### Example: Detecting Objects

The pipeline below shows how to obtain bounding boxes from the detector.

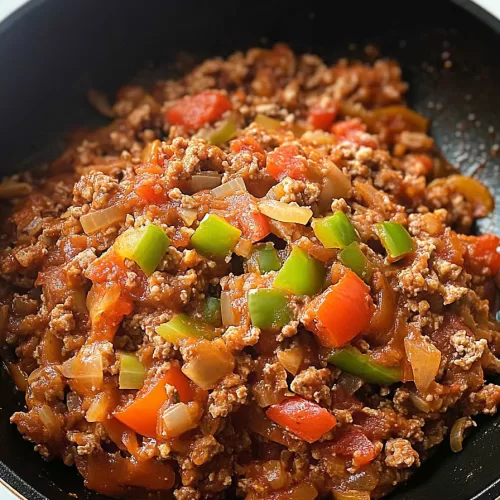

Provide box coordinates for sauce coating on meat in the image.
[0,44,499,499]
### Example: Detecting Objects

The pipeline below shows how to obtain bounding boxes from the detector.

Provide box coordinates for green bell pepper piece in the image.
[273,246,325,296]
[247,289,290,330]
[191,213,242,259]
[312,211,358,249]
[339,242,372,282]
[208,118,237,146]
[203,297,222,326]
[118,352,146,390]
[156,314,218,345]
[256,242,282,273]
[328,346,402,385]
[114,224,170,276]
[375,221,413,260]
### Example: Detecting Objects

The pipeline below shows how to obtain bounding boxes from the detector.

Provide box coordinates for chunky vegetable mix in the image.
[2,44,499,500]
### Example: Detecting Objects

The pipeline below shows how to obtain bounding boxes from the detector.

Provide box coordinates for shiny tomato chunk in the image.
[332,119,378,148]
[135,176,167,205]
[230,136,264,154]
[266,396,336,443]
[332,427,377,467]
[464,233,500,274]
[266,145,308,181]
[166,90,231,131]
[308,101,339,130]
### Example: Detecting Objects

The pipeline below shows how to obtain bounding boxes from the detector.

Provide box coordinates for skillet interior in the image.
[0,0,499,499]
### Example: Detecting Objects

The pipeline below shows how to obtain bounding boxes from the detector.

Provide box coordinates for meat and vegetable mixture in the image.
[1,44,500,499]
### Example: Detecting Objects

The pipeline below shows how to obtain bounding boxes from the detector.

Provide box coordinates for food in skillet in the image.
[1,44,499,499]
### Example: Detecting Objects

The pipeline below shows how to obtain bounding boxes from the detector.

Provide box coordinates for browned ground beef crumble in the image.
[0,44,499,499]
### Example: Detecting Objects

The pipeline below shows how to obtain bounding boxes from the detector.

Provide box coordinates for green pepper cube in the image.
[114,223,170,276]
[156,314,218,345]
[328,346,402,385]
[208,118,237,146]
[256,242,282,273]
[203,297,222,326]
[375,221,413,260]
[273,246,325,296]
[312,211,358,249]
[339,242,372,282]
[118,352,146,390]
[191,214,242,259]
[247,289,290,330]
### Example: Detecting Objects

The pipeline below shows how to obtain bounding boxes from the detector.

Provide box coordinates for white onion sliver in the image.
[86,392,110,423]
[80,205,124,235]
[221,292,236,326]
[178,208,198,226]
[160,402,197,438]
[211,177,247,199]
[185,173,221,193]
[258,199,312,225]
[234,238,253,258]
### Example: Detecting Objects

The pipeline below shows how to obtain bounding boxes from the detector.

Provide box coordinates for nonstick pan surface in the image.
[0,1,499,499]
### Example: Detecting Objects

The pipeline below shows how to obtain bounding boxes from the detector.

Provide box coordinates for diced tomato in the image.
[230,136,265,154]
[135,176,167,205]
[226,192,270,242]
[266,396,336,443]
[302,270,374,348]
[463,233,500,275]
[332,427,377,467]
[308,101,339,130]
[166,90,231,131]
[266,145,308,181]
[331,119,378,149]
[114,366,193,438]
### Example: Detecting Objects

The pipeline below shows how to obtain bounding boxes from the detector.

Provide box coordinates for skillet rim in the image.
[0,0,499,499]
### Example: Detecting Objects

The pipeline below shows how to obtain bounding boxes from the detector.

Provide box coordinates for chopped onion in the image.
[211,177,247,199]
[337,372,364,395]
[289,482,319,500]
[178,208,198,226]
[185,173,221,194]
[80,205,124,235]
[6,362,28,392]
[333,490,370,500]
[234,238,253,258]
[158,402,200,438]
[86,392,111,422]
[277,346,304,375]
[302,130,335,145]
[254,114,281,130]
[258,200,312,225]
[60,342,105,390]
[181,339,234,390]
[408,391,432,412]
[221,291,236,326]
[262,460,287,490]
[87,283,121,327]
[404,333,441,394]
[320,160,352,205]
[450,417,474,452]
[253,380,285,407]
[39,405,60,439]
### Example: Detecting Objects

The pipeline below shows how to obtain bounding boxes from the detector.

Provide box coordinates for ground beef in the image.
[0,44,499,500]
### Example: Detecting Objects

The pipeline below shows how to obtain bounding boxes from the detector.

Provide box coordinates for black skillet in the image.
[0,0,499,499]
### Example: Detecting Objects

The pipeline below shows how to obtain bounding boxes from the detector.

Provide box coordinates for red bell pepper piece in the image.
[302,270,374,348]
[266,396,336,443]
